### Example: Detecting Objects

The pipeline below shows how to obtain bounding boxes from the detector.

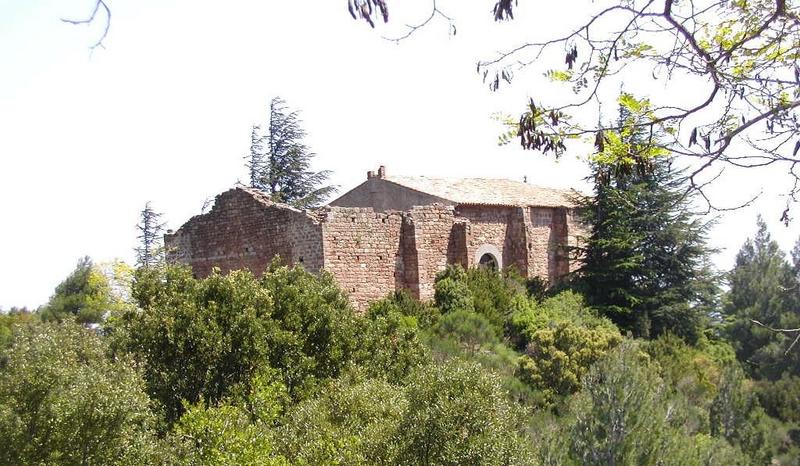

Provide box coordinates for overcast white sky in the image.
[1,0,797,309]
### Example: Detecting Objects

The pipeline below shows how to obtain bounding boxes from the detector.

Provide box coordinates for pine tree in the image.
[135,202,166,268]
[245,124,264,188]
[574,93,717,343]
[248,97,336,209]
[723,218,799,379]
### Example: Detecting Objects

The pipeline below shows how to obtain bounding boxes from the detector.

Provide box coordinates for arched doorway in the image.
[478,253,498,271]
[474,244,502,271]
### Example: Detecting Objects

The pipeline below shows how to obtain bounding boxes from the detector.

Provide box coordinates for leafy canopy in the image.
[0,321,158,466]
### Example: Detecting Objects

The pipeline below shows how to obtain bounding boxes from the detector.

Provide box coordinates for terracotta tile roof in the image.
[385,176,578,208]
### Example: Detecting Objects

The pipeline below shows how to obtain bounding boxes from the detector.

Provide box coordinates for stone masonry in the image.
[166,166,583,310]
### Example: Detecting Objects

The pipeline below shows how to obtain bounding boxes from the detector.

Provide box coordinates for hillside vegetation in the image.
[1,233,799,465]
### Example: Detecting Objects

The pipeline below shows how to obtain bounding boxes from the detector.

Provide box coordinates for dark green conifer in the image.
[723,219,799,379]
[247,97,336,208]
[574,93,717,342]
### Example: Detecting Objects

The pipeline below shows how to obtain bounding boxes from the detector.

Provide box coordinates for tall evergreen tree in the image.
[247,97,336,209]
[723,218,799,379]
[574,93,717,343]
[135,202,166,268]
[246,124,264,188]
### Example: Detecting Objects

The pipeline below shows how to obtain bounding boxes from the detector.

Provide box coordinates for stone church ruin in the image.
[165,166,582,309]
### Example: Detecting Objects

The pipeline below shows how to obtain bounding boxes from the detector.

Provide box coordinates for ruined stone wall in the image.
[450,205,572,284]
[320,207,406,311]
[527,207,570,282]
[166,186,580,311]
[164,188,323,278]
[406,205,459,301]
[566,208,587,272]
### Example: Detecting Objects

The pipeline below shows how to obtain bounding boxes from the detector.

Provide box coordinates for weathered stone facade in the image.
[166,167,582,310]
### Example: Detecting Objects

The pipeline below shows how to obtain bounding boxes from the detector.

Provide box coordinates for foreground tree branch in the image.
[351,0,800,220]
[62,0,111,52]
[751,319,800,354]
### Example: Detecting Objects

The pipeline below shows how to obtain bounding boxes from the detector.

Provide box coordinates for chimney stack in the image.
[367,170,375,179]
[377,165,386,179]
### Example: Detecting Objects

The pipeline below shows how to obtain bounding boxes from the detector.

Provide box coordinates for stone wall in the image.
[164,188,323,277]
[321,204,458,308]
[456,205,525,273]
[320,207,406,311]
[527,207,570,282]
[406,205,459,301]
[451,205,573,283]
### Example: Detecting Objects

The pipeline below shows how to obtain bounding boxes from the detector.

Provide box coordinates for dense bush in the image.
[511,291,622,405]
[0,308,36,350]
[278,376,406,464]
[710,365,775,464]
[433,265,474,314]
[434,265,529,338]
[119,264,433,426]
[356,296,430,383]
[39,257,128,324]
[278,359,532,465]
[394,360,533,465]
[2,254,795,465]
[167,373,289,466]
[0,321,159,465]
[757,374,800,424]
[118,266,281,424]
[542,342,747,465]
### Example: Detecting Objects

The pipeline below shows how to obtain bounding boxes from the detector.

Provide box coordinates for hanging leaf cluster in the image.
[348,0,388,28]
[493,0,517,21]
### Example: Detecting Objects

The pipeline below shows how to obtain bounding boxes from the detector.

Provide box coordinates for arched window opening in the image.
[479,253,498,271]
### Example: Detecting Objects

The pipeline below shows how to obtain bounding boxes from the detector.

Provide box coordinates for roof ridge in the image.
[381,175,578,207]
[386,175,574,190]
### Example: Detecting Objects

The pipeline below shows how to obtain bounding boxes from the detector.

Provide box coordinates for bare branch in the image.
[383,0,454,42]
[751,319,800,354]
[61,0,111,52]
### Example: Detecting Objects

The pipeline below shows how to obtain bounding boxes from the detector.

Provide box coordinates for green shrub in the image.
[710,364,776,464]
[432,309,499,353]
[554,342,747,465]
[278,376,406,465]
[168,373,289,466]
[357,298,430,383]
[433,265,533,339]
[466,267,526,336]
[0,321,159,465]
[120,264,361,424]
[395,360,533,465]
[509,291,622,405]
[433,267,474,314]
[757,374,800,424]
[516,320,622,405]
[367,289,440,329]
[509,290,612,345]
